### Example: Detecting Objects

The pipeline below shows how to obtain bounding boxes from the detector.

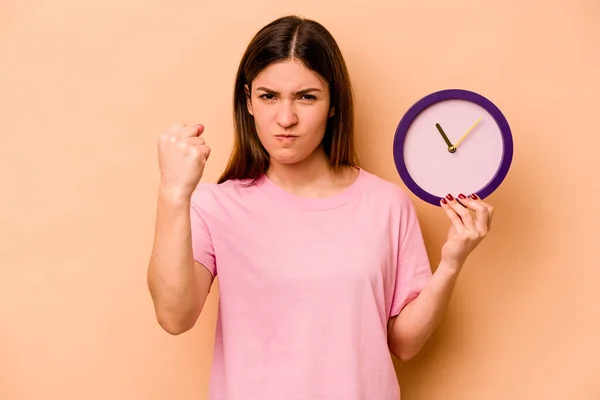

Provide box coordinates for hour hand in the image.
[435,123,454,150]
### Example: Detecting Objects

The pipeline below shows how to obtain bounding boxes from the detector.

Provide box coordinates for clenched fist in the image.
[157,123,211,200]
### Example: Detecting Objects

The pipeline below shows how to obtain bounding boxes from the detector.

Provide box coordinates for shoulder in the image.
[190,178,258,212]
[359,169,415,209]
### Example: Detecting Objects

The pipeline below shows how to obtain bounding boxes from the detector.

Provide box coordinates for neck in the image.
[265,147,357,198]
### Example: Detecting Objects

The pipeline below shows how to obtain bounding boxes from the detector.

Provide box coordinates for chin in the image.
[270,154,304,165]
[268,149,310,165]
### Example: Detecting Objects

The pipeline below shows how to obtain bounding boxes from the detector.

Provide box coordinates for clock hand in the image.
[454,117,482,148]
[435,123,454,149]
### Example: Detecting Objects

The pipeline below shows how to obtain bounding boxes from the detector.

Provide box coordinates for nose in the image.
[276,100,298,128]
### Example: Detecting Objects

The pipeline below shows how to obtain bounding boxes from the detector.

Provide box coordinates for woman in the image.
[147,15,493,400]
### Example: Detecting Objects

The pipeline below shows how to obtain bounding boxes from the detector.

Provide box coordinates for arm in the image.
[147,188,214,335]
[388,193,494,361]
[387,259,460,361]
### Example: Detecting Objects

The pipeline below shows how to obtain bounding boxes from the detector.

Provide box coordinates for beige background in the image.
[1,0,599,399]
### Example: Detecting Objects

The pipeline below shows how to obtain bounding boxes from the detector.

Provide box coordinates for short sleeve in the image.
[189,185,217,277]
[389,194,432,317]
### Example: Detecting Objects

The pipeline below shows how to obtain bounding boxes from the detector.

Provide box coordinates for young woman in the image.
[148,15,494,400]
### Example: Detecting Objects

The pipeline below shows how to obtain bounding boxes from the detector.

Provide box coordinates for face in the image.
[246,59,334,166]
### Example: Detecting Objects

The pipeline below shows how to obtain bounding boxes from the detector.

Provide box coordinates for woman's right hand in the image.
[157,123,211,200]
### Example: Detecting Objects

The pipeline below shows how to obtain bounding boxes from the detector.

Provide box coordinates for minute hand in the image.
[454,117,482,148]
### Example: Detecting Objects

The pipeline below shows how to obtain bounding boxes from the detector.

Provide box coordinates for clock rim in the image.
[393,88,514,206]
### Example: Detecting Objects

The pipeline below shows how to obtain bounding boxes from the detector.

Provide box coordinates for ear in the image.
[244,84,253,116]
[328,106,335,118]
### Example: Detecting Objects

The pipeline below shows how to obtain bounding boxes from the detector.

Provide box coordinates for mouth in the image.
[275,134,299,142]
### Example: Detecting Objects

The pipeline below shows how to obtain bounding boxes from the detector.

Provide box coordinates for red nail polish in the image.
[441,198,447,204]
[470,193,479,199]
[446,194,454,201]
[458,193,467,199]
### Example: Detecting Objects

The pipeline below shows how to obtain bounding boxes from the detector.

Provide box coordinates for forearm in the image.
[147,188,204,333]
[388,259,462,361]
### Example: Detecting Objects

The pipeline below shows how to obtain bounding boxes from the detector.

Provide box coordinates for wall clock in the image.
[392,89,513,206]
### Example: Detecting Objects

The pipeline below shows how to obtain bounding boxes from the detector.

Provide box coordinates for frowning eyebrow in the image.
[255,87,322,95]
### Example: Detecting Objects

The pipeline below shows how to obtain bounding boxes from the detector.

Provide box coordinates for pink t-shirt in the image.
[190,167,432,400]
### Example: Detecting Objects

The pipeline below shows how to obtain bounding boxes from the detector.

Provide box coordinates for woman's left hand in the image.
[440,193,494,270]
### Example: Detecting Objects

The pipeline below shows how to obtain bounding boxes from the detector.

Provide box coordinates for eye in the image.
[300,94,317,101]
[259,93,276,101]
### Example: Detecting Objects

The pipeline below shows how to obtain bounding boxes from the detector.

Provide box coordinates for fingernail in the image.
[470,193,479,199]
[446,194,454,201]
[458,193,467,199]
[441,198,447,204]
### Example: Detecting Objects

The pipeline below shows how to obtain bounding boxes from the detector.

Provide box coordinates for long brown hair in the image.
[217,15,359,184]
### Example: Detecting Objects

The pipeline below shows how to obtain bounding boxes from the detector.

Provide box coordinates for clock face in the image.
[393,89,513,206]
